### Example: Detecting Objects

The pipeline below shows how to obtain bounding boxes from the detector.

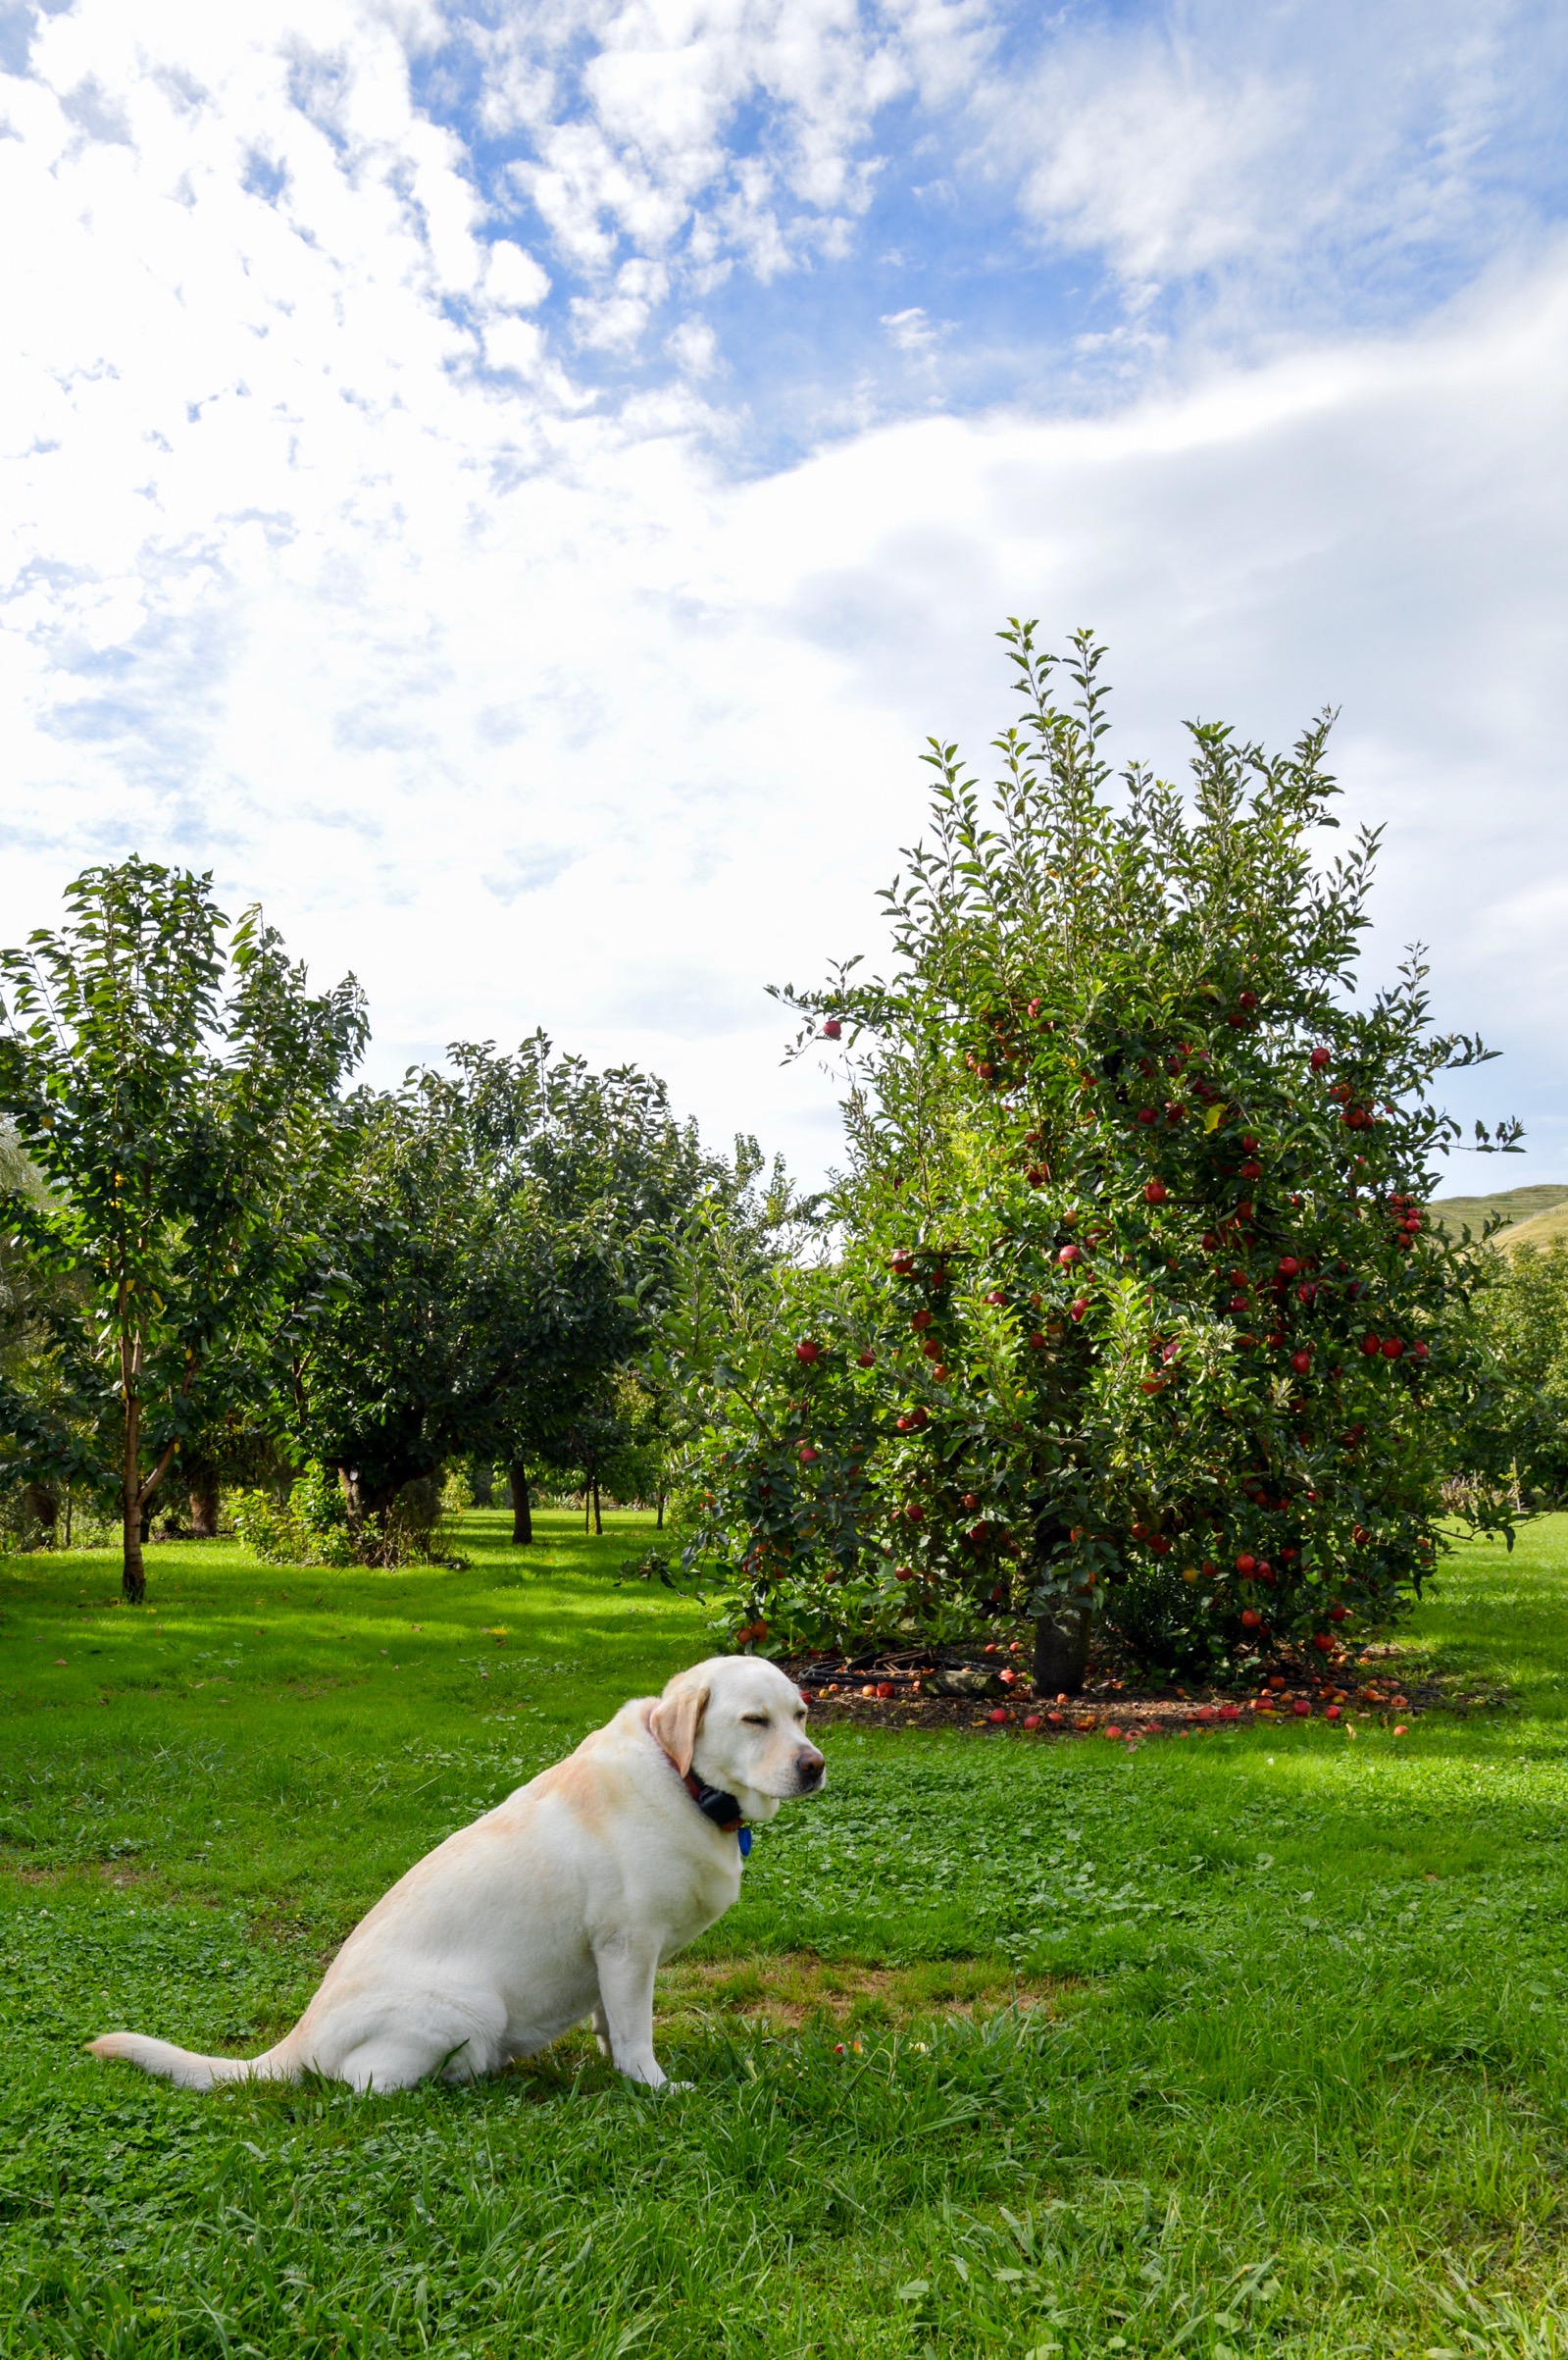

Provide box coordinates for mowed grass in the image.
[4,1513,1568,2355]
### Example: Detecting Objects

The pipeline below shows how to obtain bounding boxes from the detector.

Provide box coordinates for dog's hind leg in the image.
[312,1988,508,2092]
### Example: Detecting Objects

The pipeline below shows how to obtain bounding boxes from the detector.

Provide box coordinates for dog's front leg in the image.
[590,2002,611,2061]
[591,1942,665,2087]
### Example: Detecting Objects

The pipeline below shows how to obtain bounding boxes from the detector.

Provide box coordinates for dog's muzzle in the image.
[793,1749,827,1791]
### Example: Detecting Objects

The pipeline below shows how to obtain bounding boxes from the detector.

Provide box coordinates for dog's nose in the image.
[794,1749,826,1788]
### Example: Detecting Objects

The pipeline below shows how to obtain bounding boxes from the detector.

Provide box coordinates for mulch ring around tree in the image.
[782,1638,1512,1743]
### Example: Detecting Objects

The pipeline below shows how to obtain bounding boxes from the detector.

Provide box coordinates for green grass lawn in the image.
[5,1510,1568,2357]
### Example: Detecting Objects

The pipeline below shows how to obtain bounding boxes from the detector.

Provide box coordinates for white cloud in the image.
[666,317,720,376]
[475,0,966,329]
[482,314,545,375]
[484,236,551,310]
[1012,55,1290,283]
[881,304,940,356]
[0,0,1566,1197]
[978,0,1554,313]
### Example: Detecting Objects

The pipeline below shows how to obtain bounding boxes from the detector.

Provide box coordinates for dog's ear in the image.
[651,1675,709,1777]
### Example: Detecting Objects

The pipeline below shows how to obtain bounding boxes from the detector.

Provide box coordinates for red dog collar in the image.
[680,1770,752,1856]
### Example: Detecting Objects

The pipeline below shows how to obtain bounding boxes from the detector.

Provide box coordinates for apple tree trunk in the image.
[24,1484,57,1535]
[188,1482,220,1538]
[510,1466,533,1546]
[1033,1602,1091,1696]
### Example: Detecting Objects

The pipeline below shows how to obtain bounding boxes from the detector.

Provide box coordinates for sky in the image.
[2,0,1567,1192]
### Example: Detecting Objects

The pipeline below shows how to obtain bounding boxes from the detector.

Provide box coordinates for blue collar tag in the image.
[737,1827,753,1859]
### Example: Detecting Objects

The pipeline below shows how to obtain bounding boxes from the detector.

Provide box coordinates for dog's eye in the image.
[739,1713,769,1726]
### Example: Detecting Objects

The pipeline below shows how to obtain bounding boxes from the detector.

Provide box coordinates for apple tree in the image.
[676,625,1520,1687]
[282,1036,754,1558]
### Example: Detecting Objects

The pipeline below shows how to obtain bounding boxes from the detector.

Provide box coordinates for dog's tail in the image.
[87,2029,299,2090]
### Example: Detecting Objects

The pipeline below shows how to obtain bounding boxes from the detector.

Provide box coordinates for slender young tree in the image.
[0,860,365,1600]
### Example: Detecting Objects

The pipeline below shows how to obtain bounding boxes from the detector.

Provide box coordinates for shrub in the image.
[439,1462,476,1516]
[232,1468,356,1569]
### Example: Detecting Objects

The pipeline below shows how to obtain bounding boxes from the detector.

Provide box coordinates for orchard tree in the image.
[285,1037,737,1557]
[0,861,366,1600]
[279,1069,516,1554]
[1475,1237,1568,1508]
[679,625,1520,1688]
[0,1122,81,1541]
[472,1042,719,1542]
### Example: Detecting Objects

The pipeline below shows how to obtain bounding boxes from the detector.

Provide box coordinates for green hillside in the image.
[1491,1198,1568,1254]
[1426,1182,1568,1242]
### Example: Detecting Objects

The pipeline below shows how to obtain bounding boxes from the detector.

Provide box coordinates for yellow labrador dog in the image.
[89,1656,824,2093]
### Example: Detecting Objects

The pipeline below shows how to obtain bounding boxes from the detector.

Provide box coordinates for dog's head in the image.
[650,1656,826,1824]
